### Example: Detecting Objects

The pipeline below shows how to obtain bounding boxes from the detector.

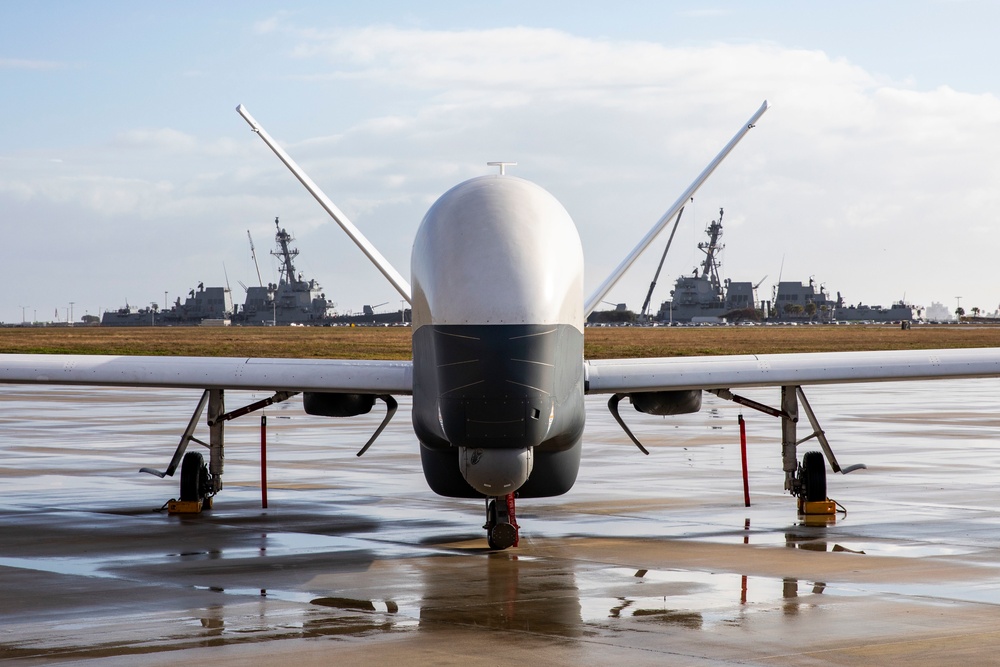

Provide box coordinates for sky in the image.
[2,1,999,324]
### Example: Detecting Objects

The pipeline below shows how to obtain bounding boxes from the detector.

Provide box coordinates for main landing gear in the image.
[179,451,211,504]
[706,385,865,515]
[484,494,520,550]
[794,450,840,516]
[797,450,827,503]
[140,388,298,512]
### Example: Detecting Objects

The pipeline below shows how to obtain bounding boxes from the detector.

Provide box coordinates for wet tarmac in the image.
[3,380,1000,664]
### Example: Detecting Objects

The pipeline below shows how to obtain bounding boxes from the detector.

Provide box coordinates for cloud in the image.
[285,26,872,101]
[5,22,1000,321]
[0,58,67,70]
[253,11,293,35]
[115,128,201,153]
[271,24,1000,310]
[678,9,731,18]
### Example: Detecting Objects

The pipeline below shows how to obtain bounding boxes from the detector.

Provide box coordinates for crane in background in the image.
[638,202,689,322]
[248,230,264,287]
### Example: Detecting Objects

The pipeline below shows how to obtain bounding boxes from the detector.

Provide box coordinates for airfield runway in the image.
[3,380,1000,665]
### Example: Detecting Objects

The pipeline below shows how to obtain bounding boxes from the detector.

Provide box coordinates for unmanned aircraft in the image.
[5,101,1000,550]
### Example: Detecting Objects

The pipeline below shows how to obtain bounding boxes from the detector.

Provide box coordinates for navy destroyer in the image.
[772,280,915,322]
[101,218,335,326]
[655,209,758,323]
[101,284,233,326]
[239,218,336,325]
[651,209,915,324]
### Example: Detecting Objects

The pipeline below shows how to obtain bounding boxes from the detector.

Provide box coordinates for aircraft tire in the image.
[180,451,208,502]
[802,451,827,502]
[485,499,517,550]
[488,523,517,550]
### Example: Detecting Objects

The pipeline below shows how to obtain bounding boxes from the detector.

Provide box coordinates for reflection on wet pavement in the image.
[4,382,1000,663]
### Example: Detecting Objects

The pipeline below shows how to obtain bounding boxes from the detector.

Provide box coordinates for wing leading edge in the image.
[586,347,1000,394]
[0,354,413,394]
[7,347,1000,395]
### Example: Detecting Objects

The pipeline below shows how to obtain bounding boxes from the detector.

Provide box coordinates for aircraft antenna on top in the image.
[487,161,517,175]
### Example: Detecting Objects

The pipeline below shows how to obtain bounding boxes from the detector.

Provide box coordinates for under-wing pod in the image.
[607,390,703,455]
[303,391,399,457]
[629,390,702,416]
[303,392,377,417]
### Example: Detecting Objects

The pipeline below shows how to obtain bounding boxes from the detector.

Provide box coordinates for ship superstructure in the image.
[773,279,836,321]
[101,284,233,326]
[238,218,336,325]
[102,217,337,326]
[656,209,759,322]
[771,281,916,322]
[650,209,915,324]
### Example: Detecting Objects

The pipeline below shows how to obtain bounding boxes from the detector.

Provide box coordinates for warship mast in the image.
[271,217,300,287]
[698,208,725,293]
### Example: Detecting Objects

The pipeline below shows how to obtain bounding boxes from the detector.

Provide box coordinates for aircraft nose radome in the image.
[410,175,583,328]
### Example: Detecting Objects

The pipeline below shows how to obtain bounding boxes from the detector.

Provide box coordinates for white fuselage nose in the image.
[411,175,584,329]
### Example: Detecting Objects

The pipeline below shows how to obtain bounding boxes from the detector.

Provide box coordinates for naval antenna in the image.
[487,161,517,175]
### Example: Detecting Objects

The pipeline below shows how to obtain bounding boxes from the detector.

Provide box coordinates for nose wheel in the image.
[484,494,520,550]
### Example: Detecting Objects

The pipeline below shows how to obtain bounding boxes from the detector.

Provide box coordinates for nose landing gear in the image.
[484,494,520,550]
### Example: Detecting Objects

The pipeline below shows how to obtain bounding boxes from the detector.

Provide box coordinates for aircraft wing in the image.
[0,354,413,394]
[585,347,1000,393]
[6,347,1000,395]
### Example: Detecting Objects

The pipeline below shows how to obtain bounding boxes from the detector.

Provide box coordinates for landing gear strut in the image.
[142,389,298,512]
[484,494,520,550]
[709,384,864,515]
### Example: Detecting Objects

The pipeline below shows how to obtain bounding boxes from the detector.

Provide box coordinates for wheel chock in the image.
[168,498,205,514]
[798,499,837,516]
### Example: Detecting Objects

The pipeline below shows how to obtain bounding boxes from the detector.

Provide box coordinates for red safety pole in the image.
[261,414,268,509]
[739,414,750,507]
